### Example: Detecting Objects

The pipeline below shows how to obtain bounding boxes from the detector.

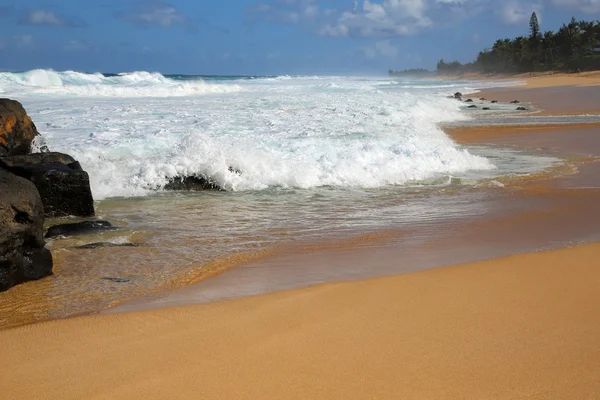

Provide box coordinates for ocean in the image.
[0,70,562,325]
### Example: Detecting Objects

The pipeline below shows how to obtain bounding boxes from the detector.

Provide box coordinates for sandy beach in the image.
[1,74,600,399]
[1,243,599,400]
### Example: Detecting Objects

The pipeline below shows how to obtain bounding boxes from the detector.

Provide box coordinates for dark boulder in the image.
[482,107,491,110]
[491,100,498,103]
[516,107,527,111]
[45,220,115,239]
[453,92,462,99]
[0,152,94,217]
[0,169,53,292]
[479,97,486,101]
[467,105,477,109]
[164,175,224,191]
[464,99,473,103]
[0,99,39,157]
[510,100,520,104]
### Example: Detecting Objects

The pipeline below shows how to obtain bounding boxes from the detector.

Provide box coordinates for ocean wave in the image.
[26,79,500,199]
[0,69,242,97]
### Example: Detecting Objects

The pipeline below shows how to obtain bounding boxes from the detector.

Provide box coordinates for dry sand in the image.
[444,71,600,88]
[1,243,600,400]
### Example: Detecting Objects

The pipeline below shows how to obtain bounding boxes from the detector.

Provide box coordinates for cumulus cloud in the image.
[249,0,495,38]
[20,9,87,27]
[117,1,228,33]
[249,0,595,38]
[117,1,191,29]
[247,0,321,24]
[320,0,433,38]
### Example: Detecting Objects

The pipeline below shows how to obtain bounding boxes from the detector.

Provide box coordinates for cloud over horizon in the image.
[248,0,599,38]
[116,1,193,30]
[19,9,87,27]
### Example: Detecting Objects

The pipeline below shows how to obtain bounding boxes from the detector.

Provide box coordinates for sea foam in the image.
[15,73,498,199]
[0,70,242,97]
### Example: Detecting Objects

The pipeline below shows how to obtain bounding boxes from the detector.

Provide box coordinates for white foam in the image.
[17,74,503,199]
[0,69,242,97]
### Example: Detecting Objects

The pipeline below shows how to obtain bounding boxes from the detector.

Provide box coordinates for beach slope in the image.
[1,243,599,400]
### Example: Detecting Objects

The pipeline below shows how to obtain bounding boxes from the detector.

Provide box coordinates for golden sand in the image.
[1,243,599,400]
[443,71,600,88]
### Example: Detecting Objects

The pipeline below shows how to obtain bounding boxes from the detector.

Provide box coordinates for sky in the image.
[0,0,599,75]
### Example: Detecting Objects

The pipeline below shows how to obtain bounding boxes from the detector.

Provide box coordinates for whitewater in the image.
[0,69,516,199]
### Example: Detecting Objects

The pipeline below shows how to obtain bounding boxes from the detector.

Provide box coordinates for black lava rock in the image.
[0,152,94,217]
[45,220,115,239]
[0,169,53,291]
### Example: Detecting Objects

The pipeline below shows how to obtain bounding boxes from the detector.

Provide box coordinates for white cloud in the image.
[27,10,63,25]
[320,0,433,38]
[500,1,542,25]
[118,1,189,28]
[249,0,321,24]
[0,35,34,50]
[20,9,86,27]
[362,39,399,58]
[249,0,585,38]
[63,40,89,52]
[552,0,600,13]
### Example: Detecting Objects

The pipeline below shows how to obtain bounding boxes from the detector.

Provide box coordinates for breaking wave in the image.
[0,69,242,97]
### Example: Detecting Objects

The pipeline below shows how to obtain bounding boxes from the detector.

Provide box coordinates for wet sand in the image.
[1,243,600,400]
[111,122,600,311]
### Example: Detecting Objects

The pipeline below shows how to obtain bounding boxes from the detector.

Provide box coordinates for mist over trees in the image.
[436,14,600,75]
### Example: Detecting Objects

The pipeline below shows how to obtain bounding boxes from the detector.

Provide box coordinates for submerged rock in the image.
[510,100,520,104]
[479,97,486,101]
[0,99,39,157]
[516,107,527,111]
[464,99,473,103]
[45,220,115,239]
[482,107,491,110]
[102,277,131,283]
[453,92,462,99]
[75,242,139,249]
[164,175,224,191]
[0,169,53,292]
[491,100,498,103]
[467,105,477,109]
[0,152,95,217]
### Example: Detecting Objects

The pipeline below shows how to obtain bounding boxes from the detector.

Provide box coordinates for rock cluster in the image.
[0,99,39,156]
[0,99,96,291]
[0,169,52,291]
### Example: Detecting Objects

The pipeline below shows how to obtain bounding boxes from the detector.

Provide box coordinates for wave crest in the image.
[0,69,242,97]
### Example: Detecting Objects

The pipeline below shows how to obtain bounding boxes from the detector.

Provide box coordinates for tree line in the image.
[387,68,432,77]
[437,14,600,74]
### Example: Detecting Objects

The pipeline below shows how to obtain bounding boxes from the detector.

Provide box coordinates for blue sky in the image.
[0,0,599,75]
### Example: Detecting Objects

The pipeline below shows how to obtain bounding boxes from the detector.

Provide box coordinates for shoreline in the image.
[107,81,600,314]
[2,243,599,399]
[1,76,600,398]
[2,76,600,328]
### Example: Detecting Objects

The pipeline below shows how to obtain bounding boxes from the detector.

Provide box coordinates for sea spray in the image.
[6,72,514,199]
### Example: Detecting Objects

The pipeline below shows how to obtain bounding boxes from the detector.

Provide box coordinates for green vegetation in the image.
[388,68,432,77]
[436,14,600,75]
